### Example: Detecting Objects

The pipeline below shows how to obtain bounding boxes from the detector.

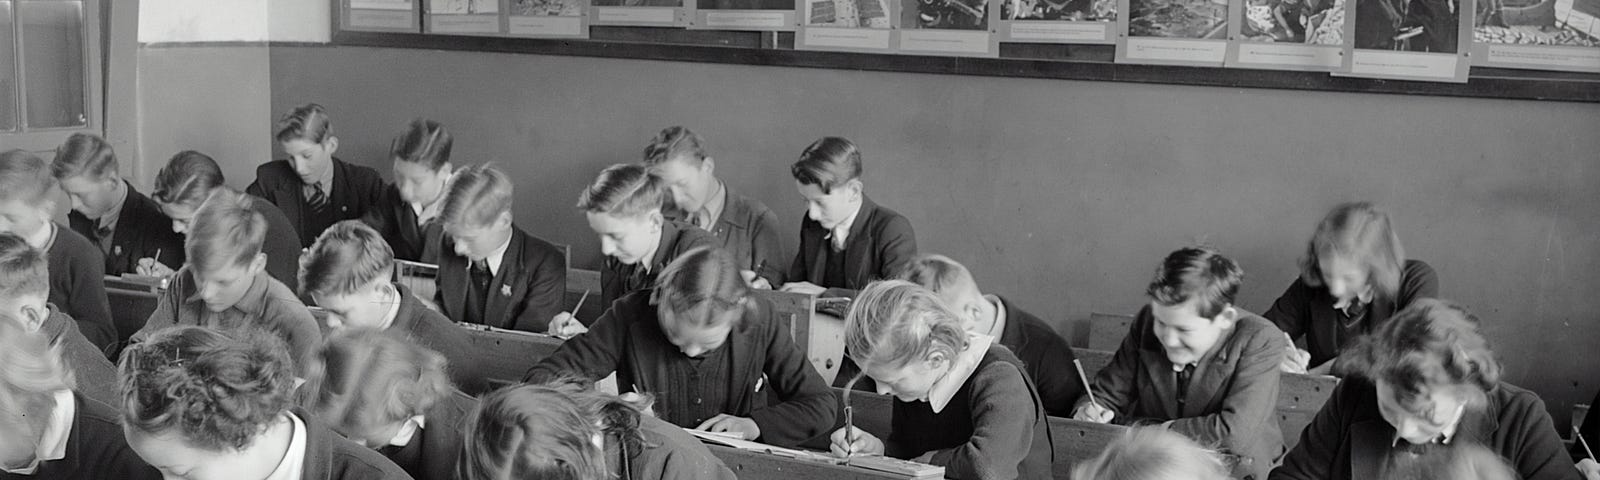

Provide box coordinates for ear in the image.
[925,350,951,371]
[1212,305,1239,330]
[647,211,664,232]
[325,136,340,154]
[250,252,269,274]
[495,210,514,229]
[846,179,864,201]
[700,157,716,176]
[437,162,455,178]
[20,303,46,332]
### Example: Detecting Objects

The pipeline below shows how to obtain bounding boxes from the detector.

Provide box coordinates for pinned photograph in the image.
[691,0,796,31]
[1116,0,1231,64]
[517,0,586,15]
[1470,0,1600,71]
[1003,0,1117,20]
[806,0,894,26]
[428,0,501,33]
[897,0,1000,55]
[432,0,500,13]
[798,0,895,52]
[1338,0,1470,81]
[904,0,990,28]
[346,0,420,32]
[510,0,590,37]
[997,0,1116,43]
[1224,0,1344,69]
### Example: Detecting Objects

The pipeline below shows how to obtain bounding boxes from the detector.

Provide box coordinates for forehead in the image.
[1150,299,1213,328]
[125,428,210,467]
[162,202,197,219]
[58,175,106,192]
[392,159,437,178]
[651,157,700,179]
[195,261,252,282]
[281,139,323,154]
[585,211,648,234]
[0,198,39,215]
[795,182,836,200]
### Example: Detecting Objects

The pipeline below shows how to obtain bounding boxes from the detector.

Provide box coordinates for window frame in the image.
[1,0,104,152]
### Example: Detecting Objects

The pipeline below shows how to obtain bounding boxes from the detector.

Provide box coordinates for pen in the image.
[572,289,591,318]
[1580,432,1595,462]
[1073,359,1102,410]
[844,405,855,458]
[754,376,765,393]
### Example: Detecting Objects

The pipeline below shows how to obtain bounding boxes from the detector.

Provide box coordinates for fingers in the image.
[695,414,728,431]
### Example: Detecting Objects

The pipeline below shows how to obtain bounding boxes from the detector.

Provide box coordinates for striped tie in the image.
[306,183,328,215]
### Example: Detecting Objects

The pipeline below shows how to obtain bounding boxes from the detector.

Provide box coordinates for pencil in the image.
[1581,432,1595,462]
[572,289,591,319]
[1073,359,1101,409]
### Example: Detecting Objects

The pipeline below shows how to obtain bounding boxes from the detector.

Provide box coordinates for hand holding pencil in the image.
[547,290,591,338]
[1071,358,1114,423]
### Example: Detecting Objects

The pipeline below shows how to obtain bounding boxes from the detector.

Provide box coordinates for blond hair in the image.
[1300,202,1406,301]
[299,220,396,298]
[843,280,969,370]
[439,164,514,230]
[1072,427,1231,480]
[186,188,267,273]
[302,328,452,441]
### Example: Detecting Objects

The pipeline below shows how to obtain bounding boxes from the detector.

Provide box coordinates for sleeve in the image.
[600,259,622,312]
[1263,279,1313,340]
[512,249,567,333]
[918,362,1040,480]
[1270,381,1356,480]
[749,207,788,287]
[359,188,397,238]
[1022,330,1088,417]
[787,219,809,285]
[874,215,917,281]
[1167,326,1286,454]
[1506,392,1582,480]
[132,282,181,344]
[273,301,325,377]
[69,253,116,350]
[245,178,271,202]
[747,319,837,447]
[658,446,739,480]
[1397,261,1440,308]
[1082,310,1146,416]
[522,302,628,383]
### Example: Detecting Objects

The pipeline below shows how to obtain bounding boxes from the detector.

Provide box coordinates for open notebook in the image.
[684,429,944,479]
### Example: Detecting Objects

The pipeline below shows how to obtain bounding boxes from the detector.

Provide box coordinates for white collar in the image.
[480,235,513,276]
[924,333,994,413]
[982,295,1008,338]
[386,415,427,448]
[96,181,130,229]
[377,283,402,331]
[262,412,308,480]
[829,201,864,250]
[638,229,665,274]
[2,390,74,474]
[24,223,54,251]
[699,181,728,228]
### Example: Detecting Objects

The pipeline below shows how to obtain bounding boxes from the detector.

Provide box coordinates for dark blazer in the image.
[44,309,118,408]
[67,181,185,275]
[1265,260,1438,367]
[523,289,837,448]
[360,185,442,263]
[243,194,306,293]
[248,157,386,248]
[787,195,917,298]
[385,389,475,480]
[0,393,161,480]
[996,295,1085,417]
[599,221,717,311]
[666,186,787,286]
[1090,306,1286,480]
[435,226,566,333]
[1272,379,1579,480]
[294,407,416,480]
[388,284,486,394]
[47,224,115,351]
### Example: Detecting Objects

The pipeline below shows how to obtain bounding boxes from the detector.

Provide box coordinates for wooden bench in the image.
[460,326,566,388]
[1087,312,1136,351]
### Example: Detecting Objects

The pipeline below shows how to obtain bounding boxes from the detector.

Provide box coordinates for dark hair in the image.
[654,246,749,328]
[51,133,120,181]
[0,232,47,301]
[187,189,268,273]
[391,118,453,171]
[790,137,863,194]
[640,126,709,166]
[275,103,334,144]
[438,164,514,230]
[152,151,226,207]
[1335,299,1501,412]
[1145,246,1244,319]
[457,380,653,480]
[118,326,296,451]
[1299,202,1406,300]
[575,163,667,219]
[299,220,396,298]
[302,328,452,441]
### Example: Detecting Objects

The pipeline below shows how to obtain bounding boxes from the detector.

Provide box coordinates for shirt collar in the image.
[24,222,55,251]
[1390,403,1468,447]
[263,412,308,480]
[700,181,728,227]
[183,268,273,316]
[377,283,402,331]
[924,333,994,413]
[1,390,74,474]
[97,180,131,231]
[828,201,864,250]
[982,295,1008,338]
[482,234,513,277]
[639,228,666,274]
[385,416,426,448]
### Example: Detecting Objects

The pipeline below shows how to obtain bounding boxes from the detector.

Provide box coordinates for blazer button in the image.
[693,398,702,405]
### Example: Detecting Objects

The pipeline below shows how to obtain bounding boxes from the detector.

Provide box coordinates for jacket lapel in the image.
[1182,329,1239,417]
[439,239,468,321]
[841,197,877,286]
[1137,339,1183,419]
[486,230,525,328]
[726,300,760,412]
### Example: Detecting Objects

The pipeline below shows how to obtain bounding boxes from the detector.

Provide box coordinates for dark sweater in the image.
[360,185,442,263]
[248,157,387,248]
[293,408,417,480]
[388,284,485,394]
[44,224,115,351]
[0,393,160,480]
[523,289,837,447]
[887,344,1054,480]
[43,309,118,408]
[1265,259,1438,367]
[1272,379,1579,480]
[435,226,566,333]
[599,221,717,312]
[612,416,739,480]
[67,181,186,275]
[787,195,917,298]
[995,295,1085,417]
[383,390,475,480]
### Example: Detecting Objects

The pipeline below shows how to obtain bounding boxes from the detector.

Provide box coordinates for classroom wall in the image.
[264,44,1600,427]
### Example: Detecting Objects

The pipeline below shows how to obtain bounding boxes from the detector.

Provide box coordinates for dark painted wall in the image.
[262,44,1599,427]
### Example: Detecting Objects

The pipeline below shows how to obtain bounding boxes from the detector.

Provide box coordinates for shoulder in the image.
[247,195,295,224]
[430,389,479,430]
[512,227,565,259]
[301,410,415,478]
[865,201,913,234]
[334,158,385,185]
[637,416,729,473]
[260,277,313,320]
[1003,300,1060,340]
[609,290,657,320]
[724,190,777,225]
[1226,312,1287,352]
[1489,382,1552,421]
[968,347,1034,400]
[254,160,296,183]
[52,225,98,258]
[732,295,783,339]
[1400,260,1438,286]
[672,221,717,250]
[73,393,126,430]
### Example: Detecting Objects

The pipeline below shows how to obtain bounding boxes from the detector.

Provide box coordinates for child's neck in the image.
[973,295,1001,336]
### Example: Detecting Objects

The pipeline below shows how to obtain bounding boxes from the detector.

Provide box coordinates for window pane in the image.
[18,0,85,129]
[0,2,17,133]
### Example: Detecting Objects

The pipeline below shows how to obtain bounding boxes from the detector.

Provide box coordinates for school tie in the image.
[305,182,328,215]
[96,224,114,255]
[471,259,492,291]
[1174,364,1195,414]
[692,209,713,230]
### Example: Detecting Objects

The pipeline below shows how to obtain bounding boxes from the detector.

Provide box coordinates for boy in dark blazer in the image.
[781,137,916,298]
[51,133,185,276]
[526,247,836,448]
[1076,247,1285,480]
[641,126,786,287]
[432,165,566,333]
[900,253,1085,417]
[0,150,115,352]
[550,164,716,338]
[0,234,118,407]
[361,119,454,263]
[249,104,386,248]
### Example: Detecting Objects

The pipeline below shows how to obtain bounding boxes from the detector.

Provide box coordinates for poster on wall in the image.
[345,0,422,32]
[1224,0,1344,69]
[427,0,502,33]
[997,0,1118,43]
[896,0,1000,55]
[1337,0,1472,81]
[796,0,897,51]
[690,0,798,30]
[509,0,590,37]
[1115,0,1231,65]
[591,0,692,27]
[1469,0,1600,72]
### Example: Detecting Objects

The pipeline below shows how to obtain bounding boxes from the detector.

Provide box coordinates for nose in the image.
[172,220,187,234]
[453,242,470,257]
[600,237,619,257]
[806,204,823,222]
[1159,329,1184,350]
[876,383,893,396]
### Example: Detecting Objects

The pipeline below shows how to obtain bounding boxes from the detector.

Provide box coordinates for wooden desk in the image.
[709,445,914,480]
[459,325,566,388]
[104,275,163,345]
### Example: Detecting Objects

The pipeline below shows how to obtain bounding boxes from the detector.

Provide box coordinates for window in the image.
[0,0,100,150]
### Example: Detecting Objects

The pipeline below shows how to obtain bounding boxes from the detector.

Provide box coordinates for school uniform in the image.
[248,157,386,248]
[611,416,739,480]
[134,266,322,375]
[0,391,161,480]
[666,182,787,286]
[435,226,566,333]
[1272,378,1579,480]
[993,295,1085,417]
[378,389,475,480]
[360,185,443,263]
[1265,260,1438,367]
[887,337,1054,480]
[599,220,717,313]
[289,408,417,480]
[787,195,917,298]
[66,180,185,275]
[37,223,116,352]
[523,289,837,448]
[242,193,309,293]
[42,308,119,408]
[386,283,486,394]
[1088,306,1286,480]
